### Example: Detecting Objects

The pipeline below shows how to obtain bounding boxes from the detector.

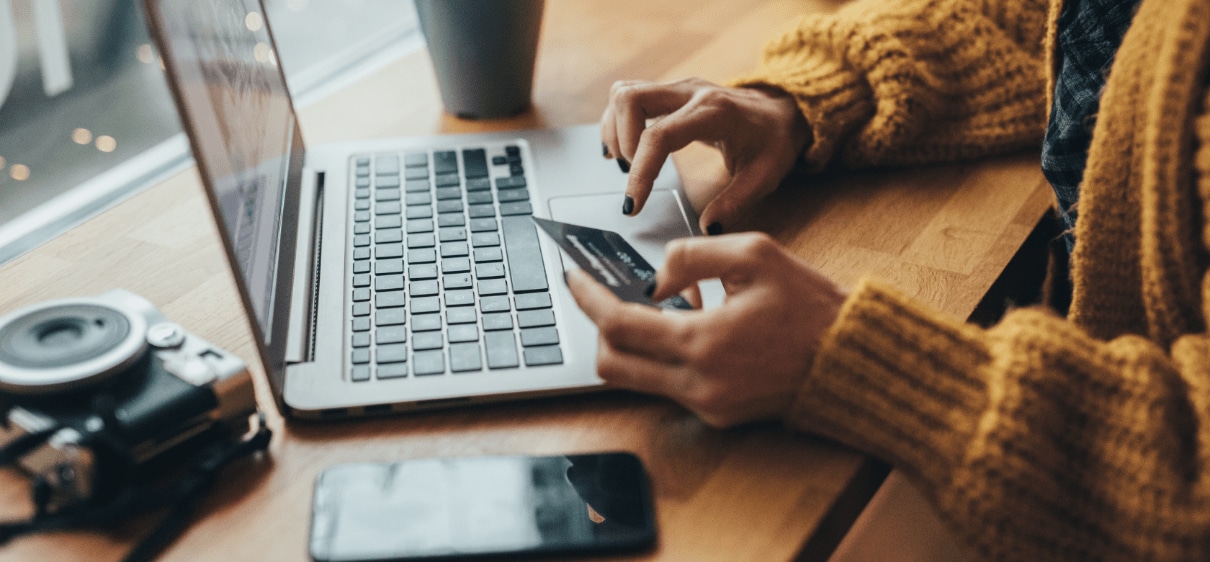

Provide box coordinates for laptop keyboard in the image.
[347,144,563,382]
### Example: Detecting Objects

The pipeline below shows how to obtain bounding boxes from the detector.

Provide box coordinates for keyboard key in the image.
[465,177,491,192]
[436,200,463,214]
[438,213,465,227]
[411,279,440,296]
[497,189,529,203]
[521,327,559,347]
[355,188,370,200]
[478,279,508,296]
[353,247,371,260]
[412,296,441,314]
[501,216,548,293]
[376,189,401,202]
[377,363,408,379]
[505,145,520,156]
[436,186,462,200]
[376,291,406,309]
[376,308,407,327]
[375,155,399,175]
[448,325,479,343]
[524,345,564,366]
[407,233,436,248]
[472,233,500,247]
[407,219,434,233]
[447,307,477,324]
[376,215,402,229]
[353,234,370,247]
[439,227,467,242]
[442,257,471,274]
[409,264,438,280]
[433,151,458,174]
[352,317,371,332]
[413,350,445,376]
[474,247,503,263]
[405,192,431,206]
[441,242,469,257]
[514,292,552,310]
[375,260,404,275]
[353,273,370,287]
[485,332,519,369]
[491,155,507,166]
[404,152,428,167]
[467,191,493,205]
[375,230,402,244]
[518,309,555,328]
[351,332,371,347]
[499,202,533,216]
[353,288,370,302]
[351,365,371,382]
[377,326,408,344]
[482,312,513,331]
[405,167,429,181]
[434,173,460,188]
[376,176,401,188]
[405,179,430,193]
[469,218,498,233]
[462,149,488,178]
[377,343,409,364]
[444,273,473,290]
[468,204,495,219]
[408,248,436,264]
[352,348,371,364]
[376,201,401,215]
[406,205,433,219]
[376,275,404,292]
[376,243,403,259]
[355,210,371,222]
[413,331,444,350]
[495,176,526,189]
[353,301,371,316]
[449,342,482,373]
[411,313,442,331]
[480,296,511,312]
[355,199,371,211]
[475,263,506,279]
[445,289,475,307]
[355,222,373,235]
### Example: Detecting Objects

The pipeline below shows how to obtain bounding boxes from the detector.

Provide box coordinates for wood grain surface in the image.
[0,1,1051,560]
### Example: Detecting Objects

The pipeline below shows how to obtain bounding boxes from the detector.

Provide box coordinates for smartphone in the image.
[309,452,657,561]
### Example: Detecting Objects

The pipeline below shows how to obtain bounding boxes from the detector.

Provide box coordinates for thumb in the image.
[651,233,772,301]
[697,165,779,235]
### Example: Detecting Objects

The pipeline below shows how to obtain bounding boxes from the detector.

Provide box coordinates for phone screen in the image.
[309,452,656,561]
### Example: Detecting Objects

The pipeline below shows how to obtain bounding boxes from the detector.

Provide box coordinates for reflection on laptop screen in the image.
[157,0,295,341]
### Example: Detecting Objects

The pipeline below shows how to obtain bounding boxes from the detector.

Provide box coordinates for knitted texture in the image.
[746,0,1210,559]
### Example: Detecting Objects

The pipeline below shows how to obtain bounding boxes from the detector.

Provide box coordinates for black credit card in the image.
[532,217,692,310]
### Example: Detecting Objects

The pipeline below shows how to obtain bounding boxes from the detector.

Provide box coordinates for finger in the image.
[612,82,696,163]
[696,163,782,233]
[595,335,691,398]
[651,233,779,301]
[565,269,687,360]
[626,102,724,215]
[680,283,703,309]
[599,103,618,160]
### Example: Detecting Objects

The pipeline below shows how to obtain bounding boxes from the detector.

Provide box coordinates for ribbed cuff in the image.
[786,278,993,482]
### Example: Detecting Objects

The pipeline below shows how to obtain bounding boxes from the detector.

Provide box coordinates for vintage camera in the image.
[0,289,257,508]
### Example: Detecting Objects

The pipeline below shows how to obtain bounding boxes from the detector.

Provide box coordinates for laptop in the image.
[142,0,702,418]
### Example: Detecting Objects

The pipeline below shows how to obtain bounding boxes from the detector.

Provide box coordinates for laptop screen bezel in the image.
[143,0,304,410]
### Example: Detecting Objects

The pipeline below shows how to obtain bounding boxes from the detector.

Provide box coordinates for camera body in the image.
[0,290,257,506]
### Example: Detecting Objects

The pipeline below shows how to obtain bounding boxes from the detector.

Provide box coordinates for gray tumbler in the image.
[415,0,545,120]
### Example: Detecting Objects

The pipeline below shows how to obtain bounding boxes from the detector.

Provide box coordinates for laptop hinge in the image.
[285,169,323,364]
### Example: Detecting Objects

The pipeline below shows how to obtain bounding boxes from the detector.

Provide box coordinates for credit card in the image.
[532,217,693,310]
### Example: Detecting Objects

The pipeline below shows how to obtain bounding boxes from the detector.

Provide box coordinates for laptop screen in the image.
[153,0,297,342]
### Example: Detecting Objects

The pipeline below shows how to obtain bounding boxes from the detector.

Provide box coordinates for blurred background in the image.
[0,0,422,264]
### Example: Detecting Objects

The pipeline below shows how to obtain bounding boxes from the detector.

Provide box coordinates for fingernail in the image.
[602,142,610,158]
[706,222,723,236]
[622,195,634,215]
[644,282,656,298]
[617,158,630,173]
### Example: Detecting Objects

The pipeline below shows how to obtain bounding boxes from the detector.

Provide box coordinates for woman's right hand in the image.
[600,77,811,235]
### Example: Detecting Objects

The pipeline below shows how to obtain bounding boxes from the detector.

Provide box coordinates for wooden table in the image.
[0,1,1052,560]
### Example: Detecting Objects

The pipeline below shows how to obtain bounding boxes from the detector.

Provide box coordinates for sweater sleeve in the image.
[730,0,1049,171]
[792,278,1210,560]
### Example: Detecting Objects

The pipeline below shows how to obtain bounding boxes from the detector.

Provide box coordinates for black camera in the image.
[0,289,257,508]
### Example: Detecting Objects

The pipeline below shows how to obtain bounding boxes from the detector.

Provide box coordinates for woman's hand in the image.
[566,232,847,428]
[601,78,810,235]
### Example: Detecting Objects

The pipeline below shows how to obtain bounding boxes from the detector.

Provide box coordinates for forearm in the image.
[731,0,1049,171]
[791,279,1210,561]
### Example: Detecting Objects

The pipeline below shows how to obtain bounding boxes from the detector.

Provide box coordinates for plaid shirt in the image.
[1041,0,1141,252]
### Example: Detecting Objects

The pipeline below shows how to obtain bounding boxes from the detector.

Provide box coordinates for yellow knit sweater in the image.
[736,0,1210,559]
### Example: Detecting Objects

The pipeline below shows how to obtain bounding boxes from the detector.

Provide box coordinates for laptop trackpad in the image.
[547,189,692,270]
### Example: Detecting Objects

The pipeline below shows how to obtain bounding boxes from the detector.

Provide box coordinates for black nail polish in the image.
[617,158,630,173]
[706,222,723,236]
[644,282,656,298]
[602,142,610,158]
[622,195,634,215]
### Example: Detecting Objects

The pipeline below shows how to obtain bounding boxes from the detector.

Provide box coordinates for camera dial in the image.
[0,297,148,394]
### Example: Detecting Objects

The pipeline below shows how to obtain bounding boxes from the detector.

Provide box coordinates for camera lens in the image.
[0,301,147,394]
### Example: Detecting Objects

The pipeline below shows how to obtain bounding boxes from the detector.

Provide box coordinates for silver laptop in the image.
[143,0,700,418]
